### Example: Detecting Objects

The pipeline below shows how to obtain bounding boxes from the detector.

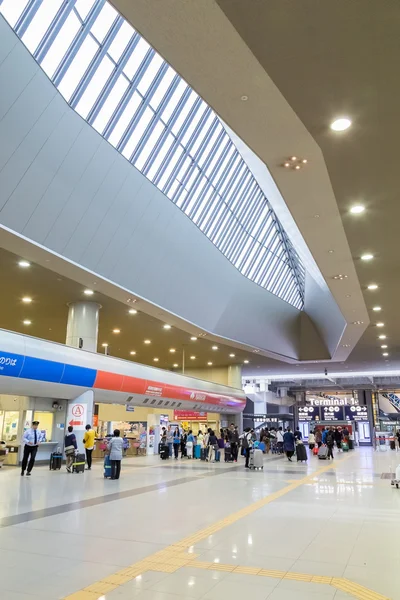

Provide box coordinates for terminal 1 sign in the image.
[299,403,368,423]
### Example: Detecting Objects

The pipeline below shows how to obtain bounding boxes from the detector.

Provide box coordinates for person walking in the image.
[308,430,316,451]
[315,428,322,448]
[334,427,343,451]
[21,420,42,476]
[294,427,302,442]
[326,427,335,460]
[166,426,174,458]
[64,425,77,473]
[242,428,253,468]
[180,430,187,458]
[276,427,284,454]
[83,424,95,470]
[283,428,295,461]
[107,429,123,480]
[208,430,218,462]
[230,425,240,462]
[173,427,180,459]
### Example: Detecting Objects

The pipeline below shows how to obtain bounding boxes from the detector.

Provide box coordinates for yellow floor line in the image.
[63,454,386,600]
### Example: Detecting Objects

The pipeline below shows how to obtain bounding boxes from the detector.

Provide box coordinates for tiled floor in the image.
[0,448,398,599]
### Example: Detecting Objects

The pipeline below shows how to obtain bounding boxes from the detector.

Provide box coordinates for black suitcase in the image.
[73,453,85,473]
[160,444,169,460]
[348,439,354,450]
[296,443,307,462]
[390,440,396,450]
[224,449,232,462]
[200,447,207,461]
[49,452,62,470]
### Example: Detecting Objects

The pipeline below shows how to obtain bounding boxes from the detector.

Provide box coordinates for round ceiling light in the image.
[367,284,378,290]
[153,358,159,362]
[190,356,196,360]
[173,363,179,368]
[102,343,108,347]
[376,322,384,327]
[190,336,197,341]
[244,360,249,364]
[381,345,388,349]
[207,362,213,366]
[169,348,176,353]
[128,309,137,314]
[211,346,218,350]
[382,352,389,357]
[350,205,365,214]
[112,328,120,334]
[18,260,31,268]
[330,117,352,131]
[23,320,31,325]
[163,325,171,330]
[22,297,32,303]
[378,335,387,340]
[372,306,382,312]
[361,253,374,261]
[144,339,151,344]
[84,289,94,296]
[130,351,136,355]
[229,353,235,357]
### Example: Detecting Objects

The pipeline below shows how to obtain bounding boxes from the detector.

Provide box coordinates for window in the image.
[1,0,305,309]
[33,411,54,442]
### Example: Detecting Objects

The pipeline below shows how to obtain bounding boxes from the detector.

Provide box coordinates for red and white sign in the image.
[174,410,208,421]
[67,402,87,430]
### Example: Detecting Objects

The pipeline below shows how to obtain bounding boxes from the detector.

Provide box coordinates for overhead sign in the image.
[307,396,359,407]
[299,403,368,423]
[67,402,87,430]
[174,410,207,421]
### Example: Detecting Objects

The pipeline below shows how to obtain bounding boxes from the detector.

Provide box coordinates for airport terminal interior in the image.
[0,1,398,599]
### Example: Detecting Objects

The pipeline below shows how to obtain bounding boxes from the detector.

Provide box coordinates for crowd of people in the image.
[160,423,241,462]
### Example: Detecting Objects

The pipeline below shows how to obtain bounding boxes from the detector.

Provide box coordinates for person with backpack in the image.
[326,427,335,460]
[64,425,77,473]
[242,428,253,468]
[283,427,295,461]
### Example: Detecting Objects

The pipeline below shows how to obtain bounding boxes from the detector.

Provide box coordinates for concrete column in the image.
[66,390,94,450]
[66,302,101,352]
[228,364,242,389]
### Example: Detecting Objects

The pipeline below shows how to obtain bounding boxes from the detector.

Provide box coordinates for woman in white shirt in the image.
[107,429,124,480]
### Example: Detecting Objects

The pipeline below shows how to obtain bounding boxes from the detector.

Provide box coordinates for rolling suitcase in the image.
[104,454,112,478]
[224,448,232,462]
[296,443,307,462]
[49,452,62,470]
[348,439,354,450]
[73,453,85,473]
[342,442,349,452]
[318,445,329,460]
[160,444,169,460]
[249,449,263,470]
[200,447,207,461]
[390,440,396,450]
[194,444,201,459]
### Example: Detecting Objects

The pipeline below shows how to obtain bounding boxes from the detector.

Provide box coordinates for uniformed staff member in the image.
[21,421,42,476]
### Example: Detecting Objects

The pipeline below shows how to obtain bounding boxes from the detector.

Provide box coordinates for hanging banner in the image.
[174,410,208,421]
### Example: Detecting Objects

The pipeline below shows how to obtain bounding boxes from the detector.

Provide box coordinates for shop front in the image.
[0,394,67,466]
[297,391,372,446]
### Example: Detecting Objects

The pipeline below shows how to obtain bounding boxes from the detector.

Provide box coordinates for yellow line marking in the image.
[63,455,387,600]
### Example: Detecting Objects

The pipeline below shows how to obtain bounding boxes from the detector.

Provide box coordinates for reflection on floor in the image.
[0,448,398,599]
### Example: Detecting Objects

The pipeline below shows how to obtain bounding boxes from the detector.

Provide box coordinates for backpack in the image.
[242,434,249,449]
[326,431,334,445]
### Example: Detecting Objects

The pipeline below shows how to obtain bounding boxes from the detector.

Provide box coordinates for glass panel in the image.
[40,10,81,80]
[181,101,208,146]
[75,0,96,21]
[75,54,114,118]
[157,145,184,189]
[107,90,142,147]
[22,0,64,55]
[108,20,135,62]
[0,0,29,27]
[0,410,4,441]
[121,106,153,159]
[123,37,150,80]
[33,411,54,442]
[134,120,165,171]
[137,53,163,96]
[161,80,187,123]
[149,67,176,111]
[90,2,118,43]
[146,133,175,181]
[57,34,99,101]
[2,411,19,442]
[171,91,198,135]
[92,73,129,134]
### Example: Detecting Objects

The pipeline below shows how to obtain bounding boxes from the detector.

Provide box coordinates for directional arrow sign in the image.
[69,420,83,427]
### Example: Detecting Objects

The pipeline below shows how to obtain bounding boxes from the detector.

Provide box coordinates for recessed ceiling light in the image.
[381,345,388,349]
[302,159,308,164]
[330,117,352,131]
[113,328,120,333]
[84,289,94,296]
[378,335,387,339]
[102,343,108,347]
[128,309,137,314]
[367,284,378,290]
[190,337,197,341]
[314,214,320,218]
[153,358,159,362]
[328,250,335,254]
[173,363,179,368]
[244,360,249,364]
[207,362,213,366]
[130,351,136,355]
[190,356,196,360]
[345,294,352,298]
[22,297,32,303]
[372,306,382,312]
[295,165,301,170]
[163,324,171,330]
[229,353,235,357]
[283,162,290,167]
[333,274,348,280]
[350,205,365,214]
[23,320,31,325]
[290,156,297,161]
[212,346,218,350]
[342,344,350,348]
[382,352,389,357]
[241,95,248,101]
[18,260,30,268]
[376,322,384,327]
[352,321,364,325]
[361,253,374,261]
[144,339,151,344]
[169,348,176,353]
